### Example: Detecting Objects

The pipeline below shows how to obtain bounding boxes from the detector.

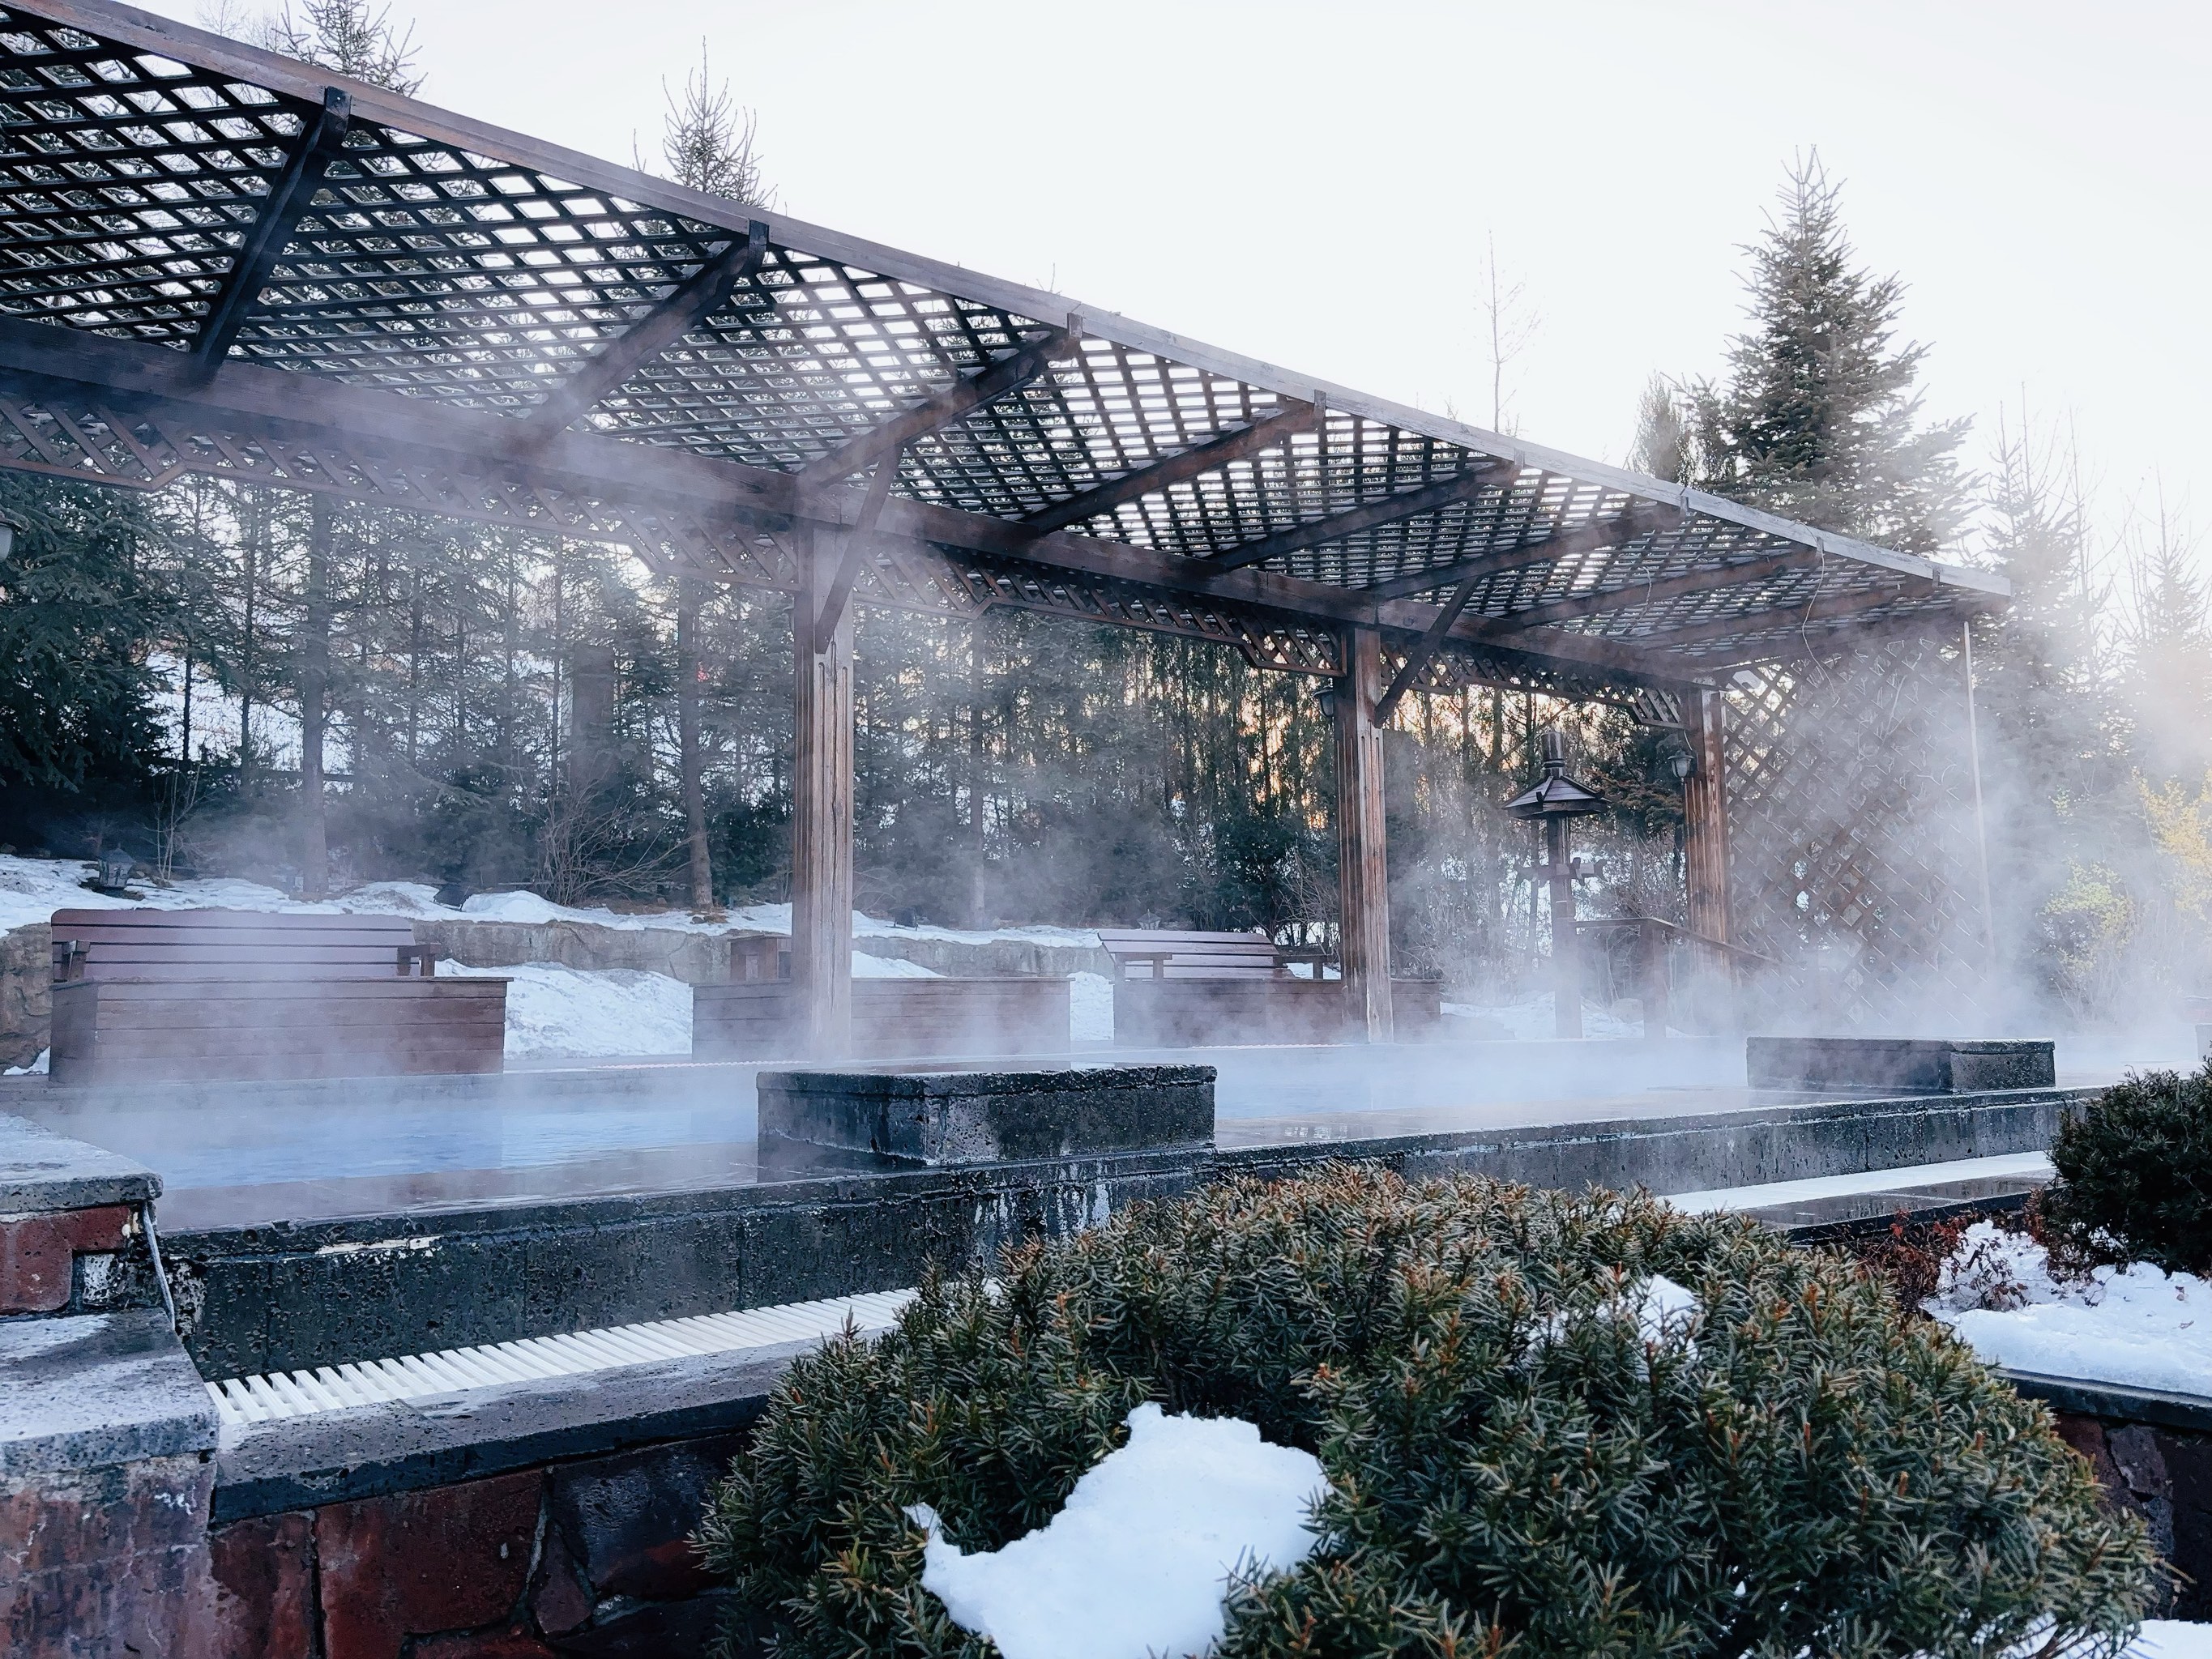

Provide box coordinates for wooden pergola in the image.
[0,0,2007,1047]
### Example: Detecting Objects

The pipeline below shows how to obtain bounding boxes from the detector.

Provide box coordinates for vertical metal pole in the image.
[792,526,855,1059]
[1961,619,1998,967]
[1332,628,1394,1043]
[1548,814,1582,1038]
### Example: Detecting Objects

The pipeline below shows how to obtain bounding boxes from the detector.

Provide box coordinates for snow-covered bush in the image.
[699,1167,2154,1659]
[2045,1062,2212,1277]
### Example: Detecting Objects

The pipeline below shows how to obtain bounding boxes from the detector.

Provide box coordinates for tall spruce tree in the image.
[1973,407,2121,1009]
[1689,153,1971,553]
[646,44,771,908]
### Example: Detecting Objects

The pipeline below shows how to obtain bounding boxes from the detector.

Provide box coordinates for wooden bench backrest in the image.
[50,908,428,983]
[1095,928,1283,980]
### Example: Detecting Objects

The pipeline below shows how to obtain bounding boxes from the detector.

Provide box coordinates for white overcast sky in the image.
[143,0,2212,555]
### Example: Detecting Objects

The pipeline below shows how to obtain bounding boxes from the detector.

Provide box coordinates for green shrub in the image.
[2044,1062,2212,1277]
[699,1166,2154,1659]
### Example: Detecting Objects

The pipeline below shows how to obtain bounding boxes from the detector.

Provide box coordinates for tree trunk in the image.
[299,497,332,899]
[677,577,715,909]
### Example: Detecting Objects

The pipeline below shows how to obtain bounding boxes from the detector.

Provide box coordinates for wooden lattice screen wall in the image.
[1724,628,1992,1029]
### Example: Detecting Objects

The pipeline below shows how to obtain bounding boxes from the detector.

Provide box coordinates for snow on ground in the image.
[2135,1623,2212,1658]
[435,950,934,1057]
[3,1047,46,1075]
[0,854,1104,951]
[907,1403,1325,1659]
[1070,970,1113,1045]
[438,961,692,1060]
[852,952,940,979]
[1927,1222,2212,1397]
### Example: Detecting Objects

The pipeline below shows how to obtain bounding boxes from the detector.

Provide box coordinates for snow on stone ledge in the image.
[1927,1222,2212,1397]
[907,1403,1326,1659]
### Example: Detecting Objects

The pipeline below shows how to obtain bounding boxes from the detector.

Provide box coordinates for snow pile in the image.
[853,952,939,979]
[437,961,692,1060]
[0,854,1108,954]
[1070,970,1113,1044]
[2135,1623,2212,1658]
[1927,1222,2212,1396]
[3,1047,47,1076]
[906,1403,1326,1659]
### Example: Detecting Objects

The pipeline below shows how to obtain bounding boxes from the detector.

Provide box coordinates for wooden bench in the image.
[1097,928,1347,1047]
[47,909,507,1084]
[1097,928,1445,1046]
[693,975,1071,1062]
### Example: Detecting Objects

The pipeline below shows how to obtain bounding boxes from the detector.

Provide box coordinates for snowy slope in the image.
[0,854,1103,949]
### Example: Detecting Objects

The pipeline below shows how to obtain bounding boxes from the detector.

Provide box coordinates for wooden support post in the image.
[1547,816,1581,1039]
[1683,689,1731,945]
[792,527,855,1059]
[1333,628,1394,1043]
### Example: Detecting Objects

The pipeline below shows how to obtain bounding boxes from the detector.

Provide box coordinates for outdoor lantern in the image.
[98,850,134,890]
[1669,743,1696,784]
[1506,729,1608,1039]
[0,509,21,562]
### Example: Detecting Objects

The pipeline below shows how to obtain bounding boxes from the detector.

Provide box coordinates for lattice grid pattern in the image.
[0,0,1999,689]
[1723,630,1992,1027]
[0,10,314,343]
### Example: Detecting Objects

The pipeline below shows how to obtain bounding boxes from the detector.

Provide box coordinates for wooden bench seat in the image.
[47,908,506,1084]
[1096,927,1441,1046]
[1098,928,1340,1047]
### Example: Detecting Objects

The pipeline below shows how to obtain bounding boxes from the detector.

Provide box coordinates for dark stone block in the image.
[549,1435,739,1602]
[315,1469,543,1659]
[415,1625,559,1658]
[0,1453,214,1658]
[208,1509,316,1657]
[1748,1037,2055,1094]
[757,1064,1215,1166]
[0,1311,217,1475]
[551,1593,734,1657]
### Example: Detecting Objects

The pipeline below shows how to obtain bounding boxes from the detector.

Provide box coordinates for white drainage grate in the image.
[206,1287,916,1429]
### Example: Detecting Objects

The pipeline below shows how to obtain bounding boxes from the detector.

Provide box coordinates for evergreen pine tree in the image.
[1689,152,1971,553]
[1974,407,2123,1011]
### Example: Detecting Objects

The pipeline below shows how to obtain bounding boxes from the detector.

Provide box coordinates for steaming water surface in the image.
[1,1032,2168,1231]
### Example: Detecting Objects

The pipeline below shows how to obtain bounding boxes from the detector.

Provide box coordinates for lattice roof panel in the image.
[0,0,2009,694]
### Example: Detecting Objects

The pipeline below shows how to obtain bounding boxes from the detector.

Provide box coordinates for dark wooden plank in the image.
[1018,403,1317,534]
[190,86,351,375]
[1204,463,1511,573]
[796,328,1073,489]
[1466,548,1809,638]
[52,908,412,933]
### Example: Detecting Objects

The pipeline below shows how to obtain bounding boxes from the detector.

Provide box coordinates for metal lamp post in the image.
[1506,729,1608,1038]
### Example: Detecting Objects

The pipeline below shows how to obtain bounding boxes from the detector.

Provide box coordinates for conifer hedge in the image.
[700,1166,2153,1658]
[2043,1061,2212,1277]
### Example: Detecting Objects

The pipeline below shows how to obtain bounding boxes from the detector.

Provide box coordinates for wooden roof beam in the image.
[797,326,1073,490]
[0,314,1706,689]
[190,85,349,380]
[1468,548,1811,638]
[1021,400,1316,535]
[1629,583,1954,652]
[1205,461,1514,574]
[1361,500,1680,601]
[526,221,767,438]
[1373,569,1483,727]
